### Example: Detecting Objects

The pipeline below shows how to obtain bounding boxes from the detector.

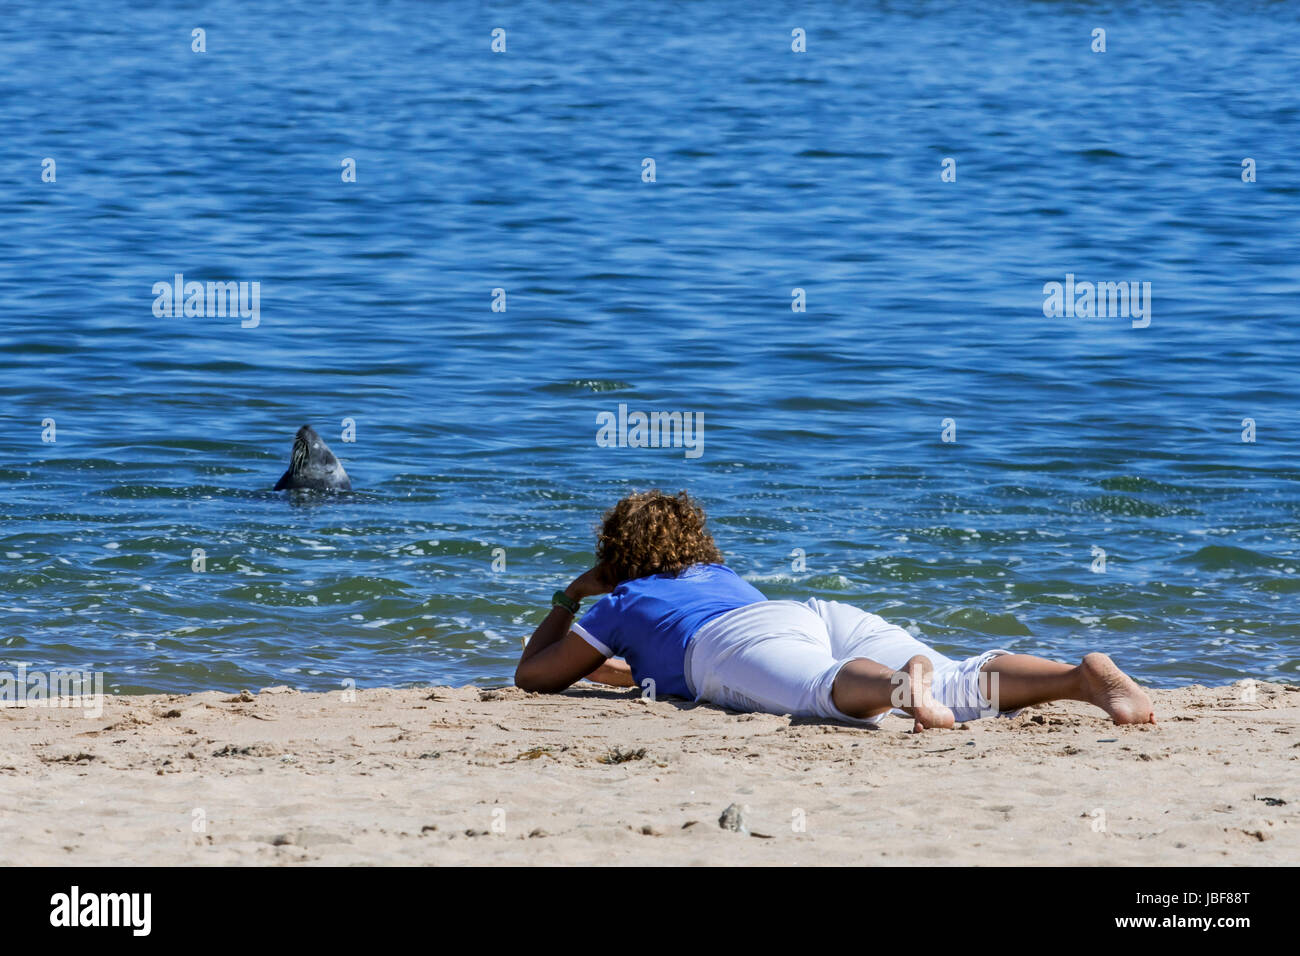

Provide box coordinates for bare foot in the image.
[1080,652,1156,725]
[893,655,955,732]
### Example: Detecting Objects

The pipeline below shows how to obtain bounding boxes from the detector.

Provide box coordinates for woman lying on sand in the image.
[516,490,1156,730]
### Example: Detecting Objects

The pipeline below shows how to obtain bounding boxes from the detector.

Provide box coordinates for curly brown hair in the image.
[595,490,723,584]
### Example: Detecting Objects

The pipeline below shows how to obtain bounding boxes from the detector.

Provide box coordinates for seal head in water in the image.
[275,425,352,492]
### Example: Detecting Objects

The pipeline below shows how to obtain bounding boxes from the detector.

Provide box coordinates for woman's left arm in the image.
[515,567,612,693]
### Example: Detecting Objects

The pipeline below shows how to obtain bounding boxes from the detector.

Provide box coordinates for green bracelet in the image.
[551,590,580,615]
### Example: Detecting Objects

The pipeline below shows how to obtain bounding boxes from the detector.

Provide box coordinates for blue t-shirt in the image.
[572,563,766,698]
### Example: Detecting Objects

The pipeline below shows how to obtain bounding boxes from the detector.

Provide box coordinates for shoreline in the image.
[2,679,1296,865]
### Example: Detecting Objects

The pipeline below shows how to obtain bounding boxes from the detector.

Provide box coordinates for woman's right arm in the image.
[585,658,635,687]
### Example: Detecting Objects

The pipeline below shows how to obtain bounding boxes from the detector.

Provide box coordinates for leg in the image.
[980,652,1155,724]
[686,601,849,719]
[808,598,956,672]
[831,654,955,732]
[809,598,956,731]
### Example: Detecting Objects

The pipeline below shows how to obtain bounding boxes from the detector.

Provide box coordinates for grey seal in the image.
[274,425,352,492]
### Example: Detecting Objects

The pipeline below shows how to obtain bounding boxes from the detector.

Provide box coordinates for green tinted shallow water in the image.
[1,2,1298,693]
[2,457,1296,694]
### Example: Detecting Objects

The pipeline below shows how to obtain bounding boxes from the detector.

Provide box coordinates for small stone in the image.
[718,803,750,834]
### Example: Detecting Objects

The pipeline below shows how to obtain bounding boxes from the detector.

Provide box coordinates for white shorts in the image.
[683,598,1016,724]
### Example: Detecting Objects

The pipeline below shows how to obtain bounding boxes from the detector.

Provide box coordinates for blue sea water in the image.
[1,2,1297,694]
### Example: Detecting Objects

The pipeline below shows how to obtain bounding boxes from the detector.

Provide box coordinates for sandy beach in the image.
[2,680,1295,866]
